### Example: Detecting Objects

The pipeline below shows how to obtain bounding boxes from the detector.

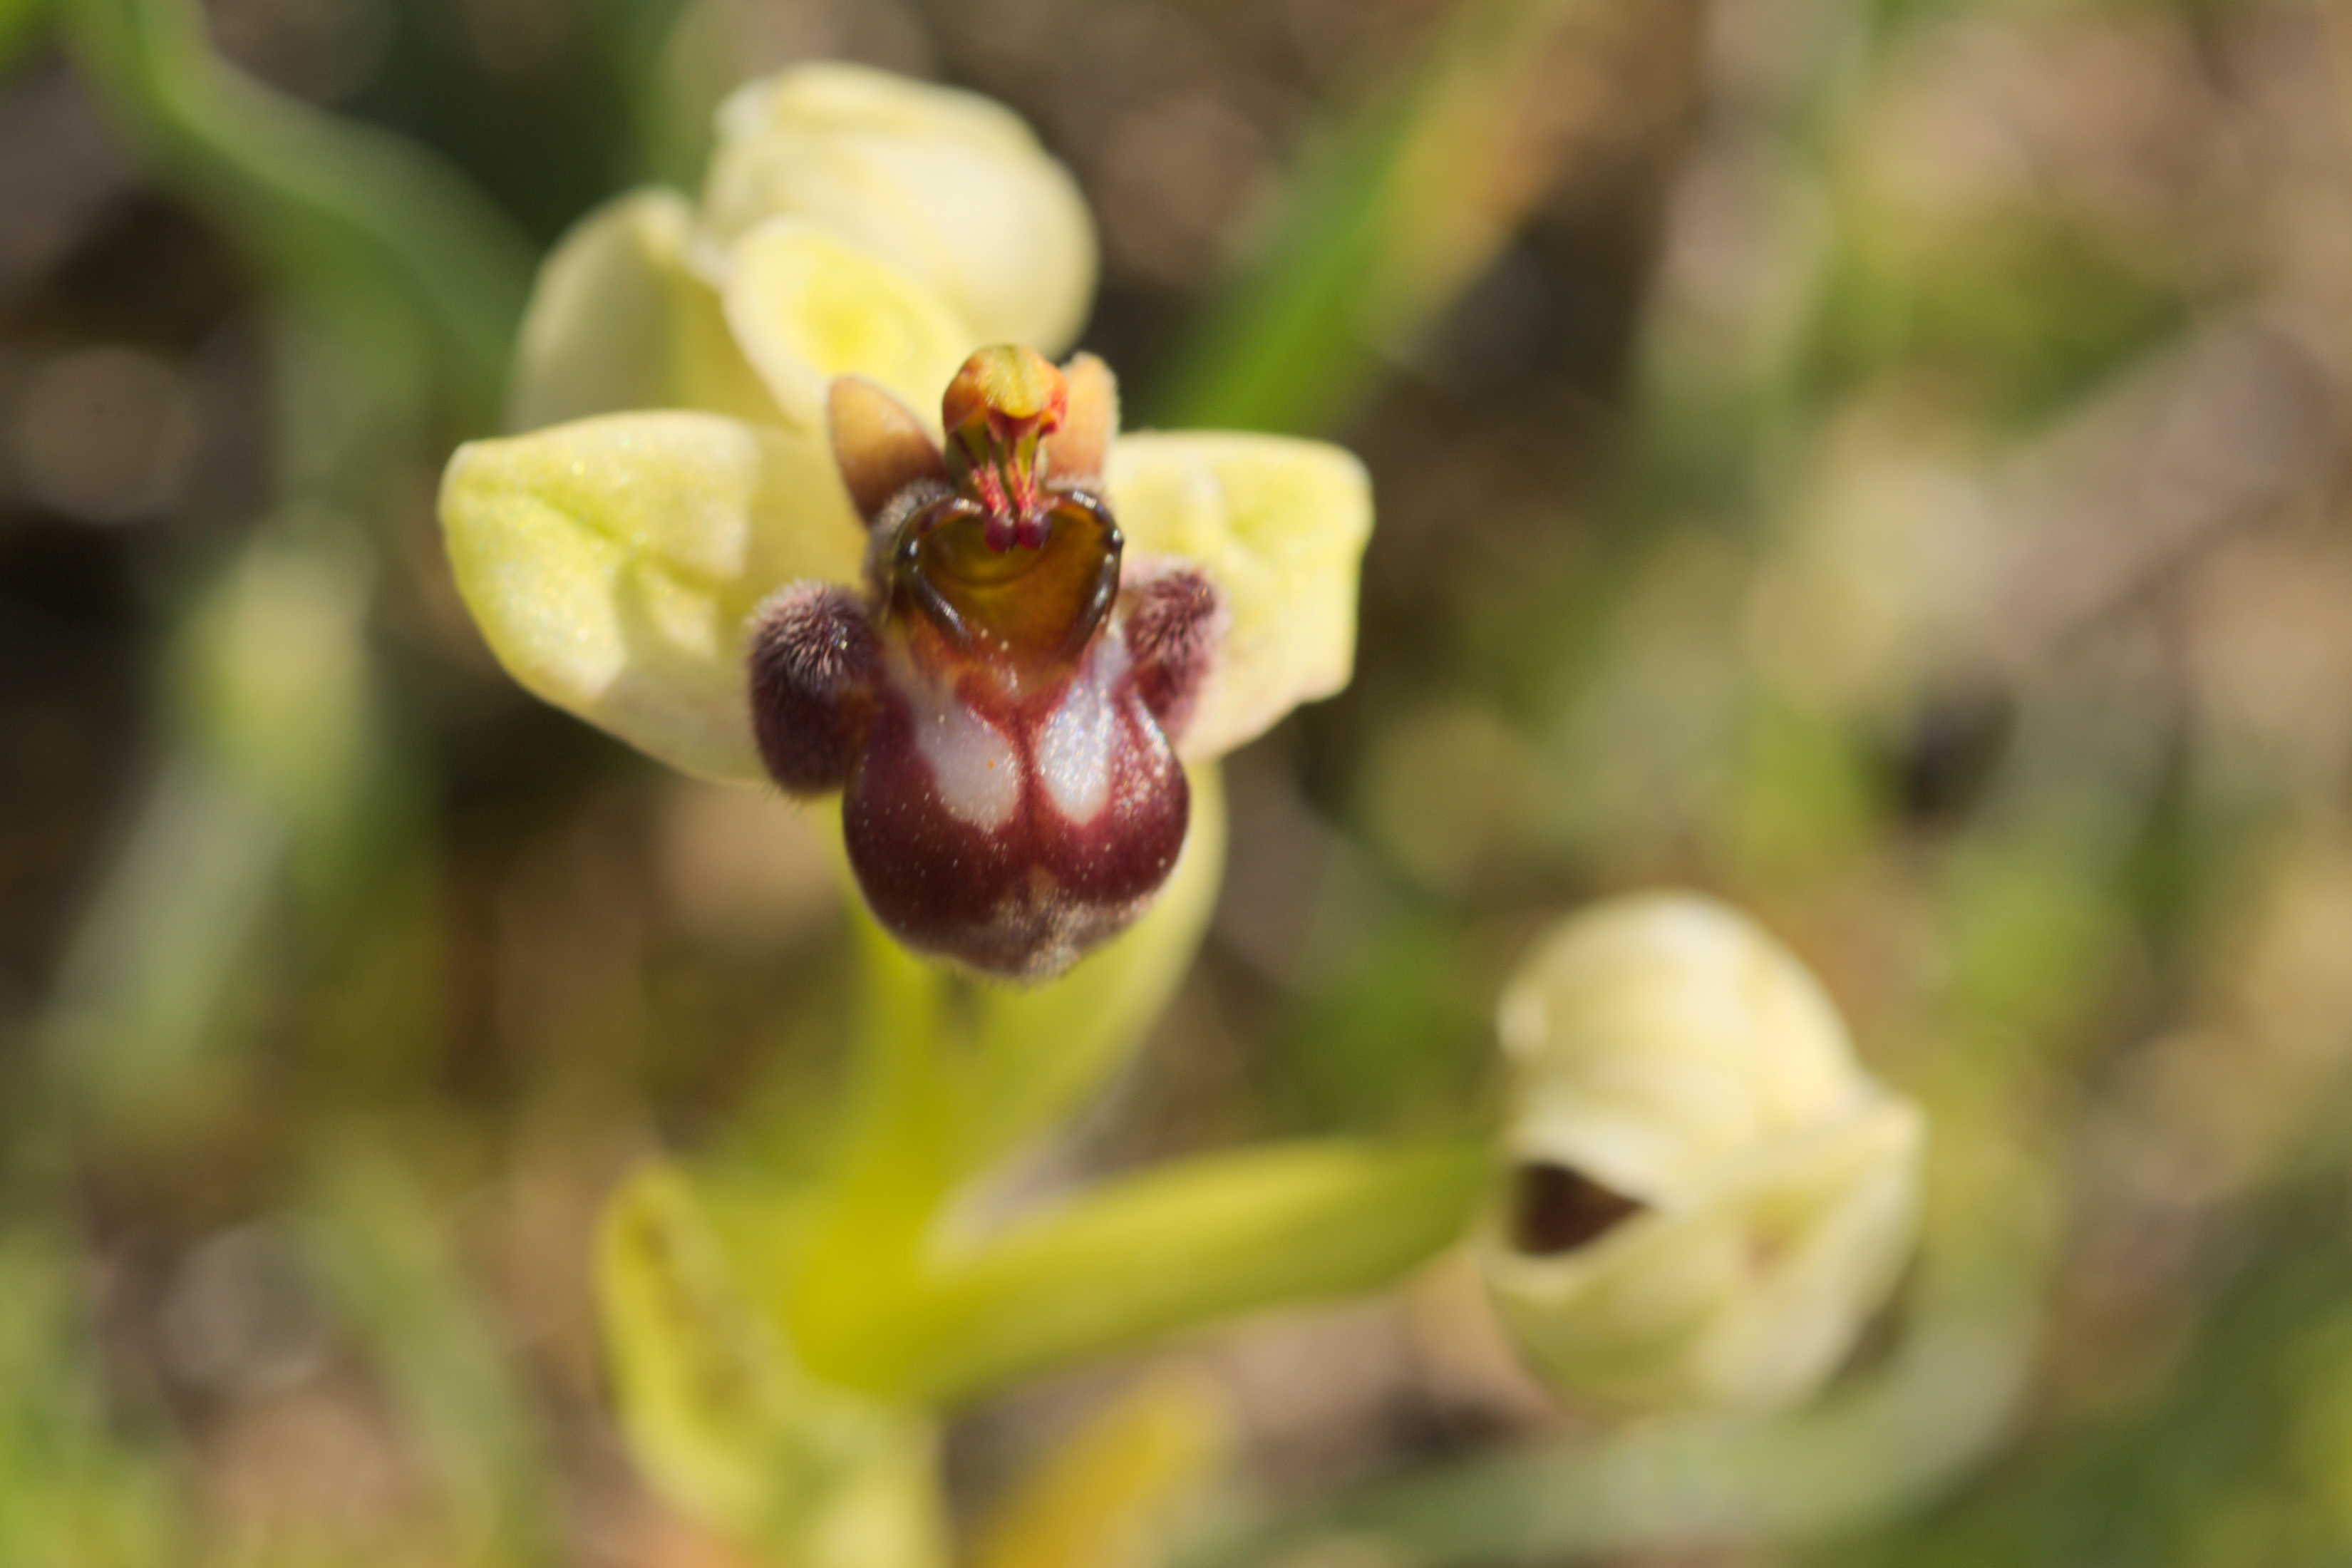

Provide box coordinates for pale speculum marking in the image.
[1031,639,1125,826]
[899,653,1022,830]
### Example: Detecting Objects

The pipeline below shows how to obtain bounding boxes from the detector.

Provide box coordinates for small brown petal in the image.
[827,376,948,525]
[1046,352,1119,483]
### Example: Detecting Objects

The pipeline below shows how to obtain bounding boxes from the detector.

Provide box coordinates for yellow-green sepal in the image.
[438,410,865,780]
[1106,433,1374,760]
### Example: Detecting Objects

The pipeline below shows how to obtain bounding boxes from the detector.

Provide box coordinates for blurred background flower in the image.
[6,0,2352,1564]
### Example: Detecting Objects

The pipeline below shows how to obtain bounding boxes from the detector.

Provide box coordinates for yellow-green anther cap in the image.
[1477,893,1924,1413]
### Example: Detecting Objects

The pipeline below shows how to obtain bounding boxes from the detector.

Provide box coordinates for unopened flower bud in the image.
[702,66,1097,354]
[1477,893,1924,1413]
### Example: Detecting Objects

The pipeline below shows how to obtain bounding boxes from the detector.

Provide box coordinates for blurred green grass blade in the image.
[1147,80,1418,434]
[971,1375,1228,1568]
[0,1230,186,1568]
[1150,0,1597,435]
[1192,1268,2033,1566]
[58,0,535,417]
[41,758,285,1138]
[1811,1124,2352,1568]
[585,0,693,185]
[43,506,388,1143]
[303,1147,559,1567]
[0,0,48,73]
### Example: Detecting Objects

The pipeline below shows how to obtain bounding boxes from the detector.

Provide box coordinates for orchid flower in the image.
[440,63,1371,979]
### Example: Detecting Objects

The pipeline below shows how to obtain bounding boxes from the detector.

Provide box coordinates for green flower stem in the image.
[808,910,965,1251]
[766,781,1449,1410]
[951,768,1229,1175]
[718,775,1361,1415]
[768,912,964,1385]
[59,0,535,418]
[791,1137,1489,1408]
[791,771,1228,1262]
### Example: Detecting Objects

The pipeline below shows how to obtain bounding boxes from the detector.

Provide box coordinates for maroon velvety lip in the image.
[843,633,1189,979]
[747,346,1221,979]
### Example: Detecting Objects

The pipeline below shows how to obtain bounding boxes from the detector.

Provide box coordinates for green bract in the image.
[597,1168,949,1564]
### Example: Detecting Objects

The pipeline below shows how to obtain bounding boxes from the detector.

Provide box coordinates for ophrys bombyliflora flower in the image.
[439,66,1372,977]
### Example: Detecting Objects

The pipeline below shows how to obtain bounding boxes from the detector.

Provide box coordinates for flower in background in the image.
[439,65,1373,977]
[1479,892,1924,1413]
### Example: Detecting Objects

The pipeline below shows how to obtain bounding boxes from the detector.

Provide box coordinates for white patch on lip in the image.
[902,664,1020,830]
[1034,642,1125,825]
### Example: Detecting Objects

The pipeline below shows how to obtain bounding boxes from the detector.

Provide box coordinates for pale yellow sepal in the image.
[722,220,976,433]
[505,190,779,432]
[1105,433,1374,760]
[439,411,865,780]
[1478,893,1926,1413]
[703,63,1097,356]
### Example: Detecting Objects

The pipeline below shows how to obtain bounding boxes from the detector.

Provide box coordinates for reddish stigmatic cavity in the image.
[749,346,1222,980]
